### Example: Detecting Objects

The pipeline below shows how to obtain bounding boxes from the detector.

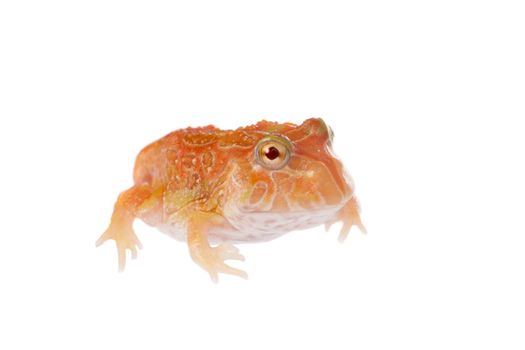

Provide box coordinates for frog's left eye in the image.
[255,136,292,170]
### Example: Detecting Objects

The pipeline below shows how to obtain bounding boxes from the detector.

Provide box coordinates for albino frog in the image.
[96,118,365,281]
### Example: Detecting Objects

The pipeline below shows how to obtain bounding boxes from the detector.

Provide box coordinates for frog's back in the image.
[132,125,223,188]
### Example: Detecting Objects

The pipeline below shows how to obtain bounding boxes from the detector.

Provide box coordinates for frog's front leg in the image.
[187,212,248,283]
[325,196,367,242]
[96,183,161,271]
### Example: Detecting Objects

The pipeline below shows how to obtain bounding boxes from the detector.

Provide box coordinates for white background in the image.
[1,1,524,349]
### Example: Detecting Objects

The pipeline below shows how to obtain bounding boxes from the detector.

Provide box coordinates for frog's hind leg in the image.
[187,213,248,283]
[96,183,157,272]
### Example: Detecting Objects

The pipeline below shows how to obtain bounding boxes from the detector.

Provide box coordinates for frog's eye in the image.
[255,136,292,170]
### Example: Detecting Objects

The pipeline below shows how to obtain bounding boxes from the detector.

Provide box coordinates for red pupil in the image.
[265,146,280,160]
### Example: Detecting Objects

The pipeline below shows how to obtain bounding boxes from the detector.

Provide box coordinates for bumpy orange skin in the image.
[96,118,365,282]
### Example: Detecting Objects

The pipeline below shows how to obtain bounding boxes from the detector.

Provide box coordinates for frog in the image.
[96,118,365,282]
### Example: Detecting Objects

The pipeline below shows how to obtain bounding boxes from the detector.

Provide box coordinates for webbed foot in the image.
[188,238,248,282]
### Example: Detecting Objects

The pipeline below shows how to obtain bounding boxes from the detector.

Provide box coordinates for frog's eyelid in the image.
[257,135,293,152]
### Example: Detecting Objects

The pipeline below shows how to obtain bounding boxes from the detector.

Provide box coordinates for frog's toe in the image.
[207,262,248,283]
[337,211,366,243]
[216,243,245,261]
[117,234,142,272]
[324,221,335,232]
[115,239,142,272]
[95,228,111,247]
[219,264,248,281]
[212,244,248,281]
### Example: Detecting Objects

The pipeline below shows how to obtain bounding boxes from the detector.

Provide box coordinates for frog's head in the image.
[227,118,354,220]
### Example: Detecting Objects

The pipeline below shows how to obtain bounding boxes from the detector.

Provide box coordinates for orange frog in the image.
[96,118,365,281]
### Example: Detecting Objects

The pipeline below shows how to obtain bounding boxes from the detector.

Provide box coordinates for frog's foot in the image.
[189,241,248,283]
[96,209,143,272]
[325,196,366,243]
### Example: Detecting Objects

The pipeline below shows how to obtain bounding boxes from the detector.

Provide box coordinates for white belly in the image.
[219,204,342,243]
[154,207,340,244]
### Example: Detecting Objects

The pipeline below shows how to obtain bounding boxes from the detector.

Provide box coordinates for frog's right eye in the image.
[255,136,292,170]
